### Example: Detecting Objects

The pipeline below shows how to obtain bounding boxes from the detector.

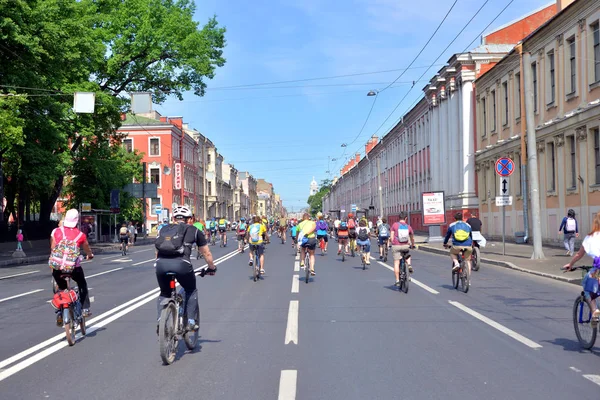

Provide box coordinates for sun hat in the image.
[64,209,79,228]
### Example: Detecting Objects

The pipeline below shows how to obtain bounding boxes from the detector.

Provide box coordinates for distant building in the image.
[310,177,319,196]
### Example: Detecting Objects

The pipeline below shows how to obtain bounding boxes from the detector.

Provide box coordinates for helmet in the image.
[240,217,246,221]
[348,213,354,218]
[316,212,323,218]
[173,205,192,219]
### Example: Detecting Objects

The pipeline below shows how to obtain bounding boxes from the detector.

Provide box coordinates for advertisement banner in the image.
[174,163,182,190]
[422,191,446,225]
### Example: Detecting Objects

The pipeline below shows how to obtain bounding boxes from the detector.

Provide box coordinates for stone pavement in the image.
[413,234,590,285]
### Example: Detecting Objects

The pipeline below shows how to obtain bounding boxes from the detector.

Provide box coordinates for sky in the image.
[155,0,553,212]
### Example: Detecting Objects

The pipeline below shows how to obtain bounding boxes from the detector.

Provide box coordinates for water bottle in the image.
[179,305,183,317]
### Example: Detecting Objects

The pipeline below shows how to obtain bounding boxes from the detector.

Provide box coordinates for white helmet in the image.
[173,205,192,219]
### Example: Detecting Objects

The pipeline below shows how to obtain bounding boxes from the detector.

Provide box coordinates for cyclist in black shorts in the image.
[119,223,129,252]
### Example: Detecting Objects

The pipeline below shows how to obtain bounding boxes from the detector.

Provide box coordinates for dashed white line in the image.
[113,258,132,263]
[0,289,44,303]
[294,261,299,272]
[583,375,600,387]
[449,300,542,349]
[86,267,124,278]
[570,366,582,373]
[285,300,299,345]
[291,275,299,293]
[133,258,155,266]
[278,370,297,400]
[374,259,439,294]
[0,270,39,280]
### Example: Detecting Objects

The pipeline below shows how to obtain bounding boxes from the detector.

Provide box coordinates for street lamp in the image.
[367,90,379,97]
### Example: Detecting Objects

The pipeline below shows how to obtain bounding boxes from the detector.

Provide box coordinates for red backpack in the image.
[347,219,356,229]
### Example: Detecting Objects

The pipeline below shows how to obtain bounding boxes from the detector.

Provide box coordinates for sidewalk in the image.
[0,238,155,268]
[413,234,588,285]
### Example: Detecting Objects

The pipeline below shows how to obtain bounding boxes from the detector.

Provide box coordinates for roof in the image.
[470,44,515,54]
[483,2,555,37]
[121,113,167,126]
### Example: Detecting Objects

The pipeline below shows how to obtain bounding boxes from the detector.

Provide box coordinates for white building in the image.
[310,177,319,196]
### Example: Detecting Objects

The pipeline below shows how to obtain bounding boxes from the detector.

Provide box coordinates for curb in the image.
[415,244,581,285]
[0,239,155,268]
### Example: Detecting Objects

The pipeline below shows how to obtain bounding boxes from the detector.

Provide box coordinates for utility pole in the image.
[523,51,545,259]
[517,44,530,242]
[376,156,383,217]
[142,161,147,236]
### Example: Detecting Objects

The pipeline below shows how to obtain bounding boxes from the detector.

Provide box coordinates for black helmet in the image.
[568,209,575,217]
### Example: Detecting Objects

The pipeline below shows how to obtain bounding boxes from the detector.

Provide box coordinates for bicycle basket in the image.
[50,289,78,310]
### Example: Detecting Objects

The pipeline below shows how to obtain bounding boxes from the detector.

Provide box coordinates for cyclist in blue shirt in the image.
[443,212,473,272]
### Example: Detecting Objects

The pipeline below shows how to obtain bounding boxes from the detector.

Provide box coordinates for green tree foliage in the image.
[307,179,332,217]
[0,0,226,224]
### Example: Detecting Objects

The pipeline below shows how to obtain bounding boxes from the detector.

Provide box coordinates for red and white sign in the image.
[422,191,446,225]
[174,163,182,190]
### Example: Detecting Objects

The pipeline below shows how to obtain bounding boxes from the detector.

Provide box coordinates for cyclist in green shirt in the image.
[192,216,205,259]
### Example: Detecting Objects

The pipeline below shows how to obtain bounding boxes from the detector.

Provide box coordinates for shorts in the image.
[249,244,264,256]
[348,229,357,239]
[237,234,246,241]
[301,237,317,250]
[450,245,472,259]
[120,236,128,244]
[378,236,389,246]
[218,227,226,233]
[337,236,348,244]
[317,234,328,243]
[279,226,286,232]
[392,245,411,261]
[209,229,217,234]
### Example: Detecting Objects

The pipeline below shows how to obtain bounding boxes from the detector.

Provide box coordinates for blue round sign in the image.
[495,157,514,177]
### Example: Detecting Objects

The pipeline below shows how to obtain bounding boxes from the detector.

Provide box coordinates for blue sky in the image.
[155,0,552,212]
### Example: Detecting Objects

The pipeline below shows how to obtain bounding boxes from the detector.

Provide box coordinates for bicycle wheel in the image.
[401,260,409,293]
[573,295,597,349]
[452,266,459,290]
[342,250,345,262]
[79,305,87,336]
[460,262,469,293]
[362,250,366,270]
[184,306,199,350]
[65,308,76,346]
[383,246,388,262]
[472,247,480,271]
[159,303,178,365]
[350,241,355,257]
[305,253,310,284]
[253,254,259,282]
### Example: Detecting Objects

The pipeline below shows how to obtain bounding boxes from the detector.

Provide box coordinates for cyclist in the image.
[207,218,217,244]
[337,219,349,255]
[443,212,473,273]
[155,205,216,332]
[316,212,329,253]
[49,209,94,318]
[237,217,248,252]
[261,215,270,244]
[297,213,317,275]
[247,216,267,274]
[356,219,371,265]
[218,216,229,246]
[119,223,130,253]
[390,212,415,286]
[466,213,486,250]
[347,213,357,254]
[290,220,298,248]
[192,216,206,259]
[157,219,169,234]
[279,215,287,243]
[377,217,391,259]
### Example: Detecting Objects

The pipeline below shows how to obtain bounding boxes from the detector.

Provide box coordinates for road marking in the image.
[295,254,299,261]
[449,301,542,349]
[133,258,155,266]
[113,258,132,263]
[291,275,299,293]
[374,260,439,294]
[0,289,44,304]
[87,267,124,278]
[583,375,600,387]
[278,370,297,400]
[294,261,299,272]
[570,366,582,373]
[0,270,39,280]
[285,300,299,345]
[0,247,242,379]
[101,254,125,260]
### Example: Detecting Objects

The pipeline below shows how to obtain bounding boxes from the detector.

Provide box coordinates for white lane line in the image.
[570,366,582,373]
[291,275,299,293]
[0,270,39,280]
[278,370,297,400]
[374,260,439,295]
[295,254,299,261]
[449,301,542,349]
[285,300,299,345]
[133,258,155,266]
[113,258,132,263]
[86,267,123,278]
[583,375,600,387]
[294,261,299,272]
[0,289,44,304]
[101,254,125,260]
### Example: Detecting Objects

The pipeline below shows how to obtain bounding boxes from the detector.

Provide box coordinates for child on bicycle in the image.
[377,217,391,260]
[356,219,371,265]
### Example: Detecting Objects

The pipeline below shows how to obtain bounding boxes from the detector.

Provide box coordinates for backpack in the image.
[119,227,128,236]
[249,224,261,244]
[339,221,348,229]
[452,221,471,242]
[347,219,356,229]
[397,223,410,243]
[218,219,226,228]
[48,227,83,272]
[566,217,576,232]
[358,227,369,241]
[238,222,247,233]
[155,224,189,256]
[379,224,390,237]
[316,220,328,233]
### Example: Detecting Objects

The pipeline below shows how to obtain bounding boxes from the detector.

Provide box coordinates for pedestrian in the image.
[16,229,24,251]
[559,209,579,256]
[134,222,139,243]
[128,221,135,246]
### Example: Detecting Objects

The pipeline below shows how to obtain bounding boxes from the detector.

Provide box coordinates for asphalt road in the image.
[1,233,599,399]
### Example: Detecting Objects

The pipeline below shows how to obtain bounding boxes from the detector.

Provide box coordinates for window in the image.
[151,197,160,208]
[568,135,576,189]
[149,138,160,156]
[548,51,555,104]
[150,167,160,187]
[208,181,212,196]
[502,81,508,125]
[548,142,556,191]
[594,128,600,184]
[532,63,538,112]
[593,22,600,83]
[568,37,576,94]
[491,90,496,132]
[123,138,133,153]
[515,73,521,119]
[207,153,211,165]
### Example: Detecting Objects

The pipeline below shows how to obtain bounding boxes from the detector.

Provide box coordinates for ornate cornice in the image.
[576,126,587,142]
[554,135,565,147]
[556,33,564,46]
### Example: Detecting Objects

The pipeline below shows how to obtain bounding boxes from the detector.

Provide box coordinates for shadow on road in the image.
[544,337,600,357]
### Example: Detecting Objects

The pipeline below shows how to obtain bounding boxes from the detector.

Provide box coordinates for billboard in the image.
[174,163,182,190]
[422,191,446,225]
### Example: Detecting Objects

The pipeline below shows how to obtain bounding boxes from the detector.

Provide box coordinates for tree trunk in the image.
[39,175,64,224]
[25,193,30,222]
[0,152,4,223]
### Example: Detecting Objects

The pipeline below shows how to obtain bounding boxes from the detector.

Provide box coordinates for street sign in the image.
[499,177,509,196]
[351,204,357,212]
[495,196,513,206]
[495,157,515,177]
[174,163,182,190]
[123,183,158,199]
[81,203,91,212]
[154,204,162,214]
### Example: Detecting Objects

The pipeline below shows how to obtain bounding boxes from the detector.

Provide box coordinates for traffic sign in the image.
[495,157,514,177]
[495,196,513,206]
[154,204,162,214]
[351,204,357,212]
[499,177,509,196]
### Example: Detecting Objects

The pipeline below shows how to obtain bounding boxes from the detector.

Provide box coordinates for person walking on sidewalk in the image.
[559,209,579,256]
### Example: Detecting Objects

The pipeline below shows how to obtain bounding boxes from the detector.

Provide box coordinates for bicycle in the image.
[349,238,356,257]
[237,236,245,254]
[50,274,86,346]
[471,242,481,272]
[563,266,598,349]
[250,245,262,282]
[158,272,204,365]
[304,248,311,283]
[380,238,389,262]
[338,238,348,262]
[121,239,128,256]
[219,231,227,247]
[398,252,410,293]
[319,237,326,256]
[359,244,368,270]
[447,246,469,293]
[210,231,216,246]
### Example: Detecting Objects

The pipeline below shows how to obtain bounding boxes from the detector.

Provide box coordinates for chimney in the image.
[355,153,360,163]
[159,116,167,123]
[168,116,183,129]
[556,0,575,11]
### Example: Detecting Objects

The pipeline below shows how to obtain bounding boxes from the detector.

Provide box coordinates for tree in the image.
[307,179,332,216]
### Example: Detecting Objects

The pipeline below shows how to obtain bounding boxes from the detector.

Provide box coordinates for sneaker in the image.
[379,255,383,260]
[452,264,460,272]
[260,268,265,274]
[56,313,63,327]
[394,280,400,287]
[249,260,253,267]
[187,319,199,332]
[366,260,370,265]
[300,262,304,268]
[337,250,341,255]
[408,266,414,273]
[82,309,91,317]
[310,270,316,276]
[566,250,571,256]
